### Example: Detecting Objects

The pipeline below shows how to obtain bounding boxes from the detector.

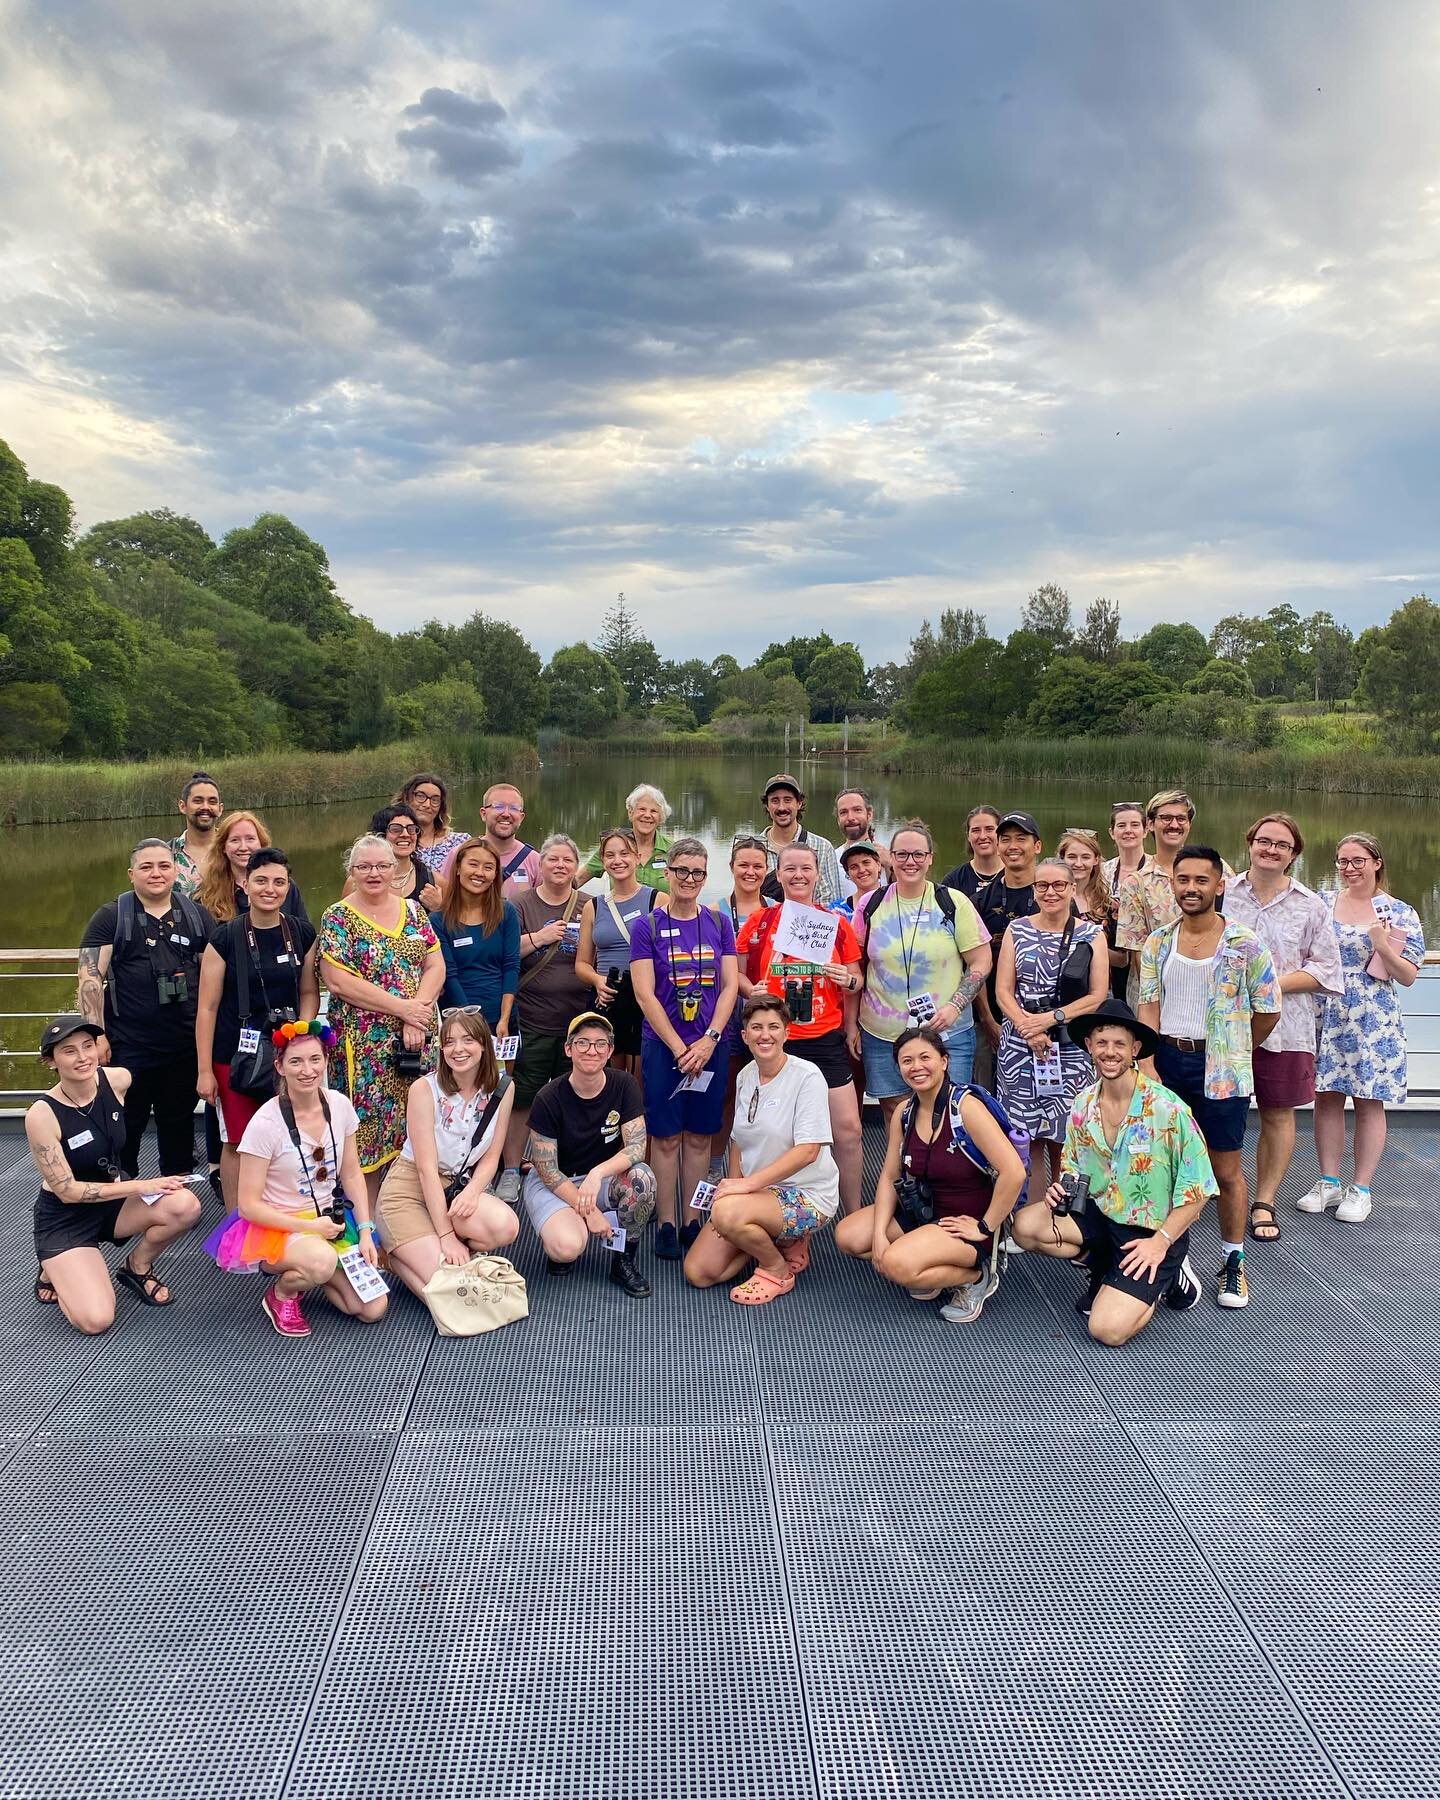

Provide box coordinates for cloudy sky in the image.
[2,0,1437,662]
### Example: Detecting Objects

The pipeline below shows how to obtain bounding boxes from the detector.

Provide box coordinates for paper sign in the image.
[672,1069,715,1096]
[773,899,839,966]
[601,1208,627,1252]
[339,1245,389,1301]
[492,1035,521,1062]
[691,1181,718,1214]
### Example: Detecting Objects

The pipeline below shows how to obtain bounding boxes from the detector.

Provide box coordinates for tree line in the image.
[1,436,1433,757]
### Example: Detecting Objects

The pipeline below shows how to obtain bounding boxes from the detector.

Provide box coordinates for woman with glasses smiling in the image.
[345,805,442,911]
[395,772,469,876]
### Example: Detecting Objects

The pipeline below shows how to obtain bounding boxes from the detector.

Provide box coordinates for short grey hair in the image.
[626,783,672,823]
[539,832,581,862]
[344,833,396,874]
[666,835,708,865]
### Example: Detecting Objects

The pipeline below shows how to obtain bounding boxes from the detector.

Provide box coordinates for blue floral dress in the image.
[1314,896,1425,1103]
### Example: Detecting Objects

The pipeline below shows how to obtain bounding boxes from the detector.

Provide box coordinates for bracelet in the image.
[1156,1226,1172,1244]
[358,1221,377,1235]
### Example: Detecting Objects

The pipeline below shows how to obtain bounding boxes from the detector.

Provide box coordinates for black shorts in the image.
[34,1190,128,1263]
[786,1030,854,1091]
[1077,1204,1189,1307]
[605,974,645,1056]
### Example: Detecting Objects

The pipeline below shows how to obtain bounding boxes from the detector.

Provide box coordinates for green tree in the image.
[208,514,352,638]
[121,636,258,756]
[659,657,720,723]
[543,643,625,734]
[1026,658,1174,737]
[905,638,1005,738]
[1020,582,1072,652]
[1075,596,1121,662]
[1358,595,1440,735]
[1304,611,1355,704]
[18,482,74,578]
[937,607,988,655]
[1187,658,1253,699]
[756,633,834,685]
[1134,621,1209,686]
[597,592,662,711]
[78,508,216,583]
[804,643,866,722]
[0,439,25,534]
[445,612,546,735]
[0,681,70,753]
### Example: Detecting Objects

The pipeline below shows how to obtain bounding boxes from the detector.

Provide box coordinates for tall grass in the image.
[548,724,886,759]
[0,736,540,827]
[873,735,1440,799]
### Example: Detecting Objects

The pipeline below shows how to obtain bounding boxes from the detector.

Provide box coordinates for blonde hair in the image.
[1057,828,1111,914]
[1145,788,1194,823]
[197,811,272,922]
[344,833,397,874]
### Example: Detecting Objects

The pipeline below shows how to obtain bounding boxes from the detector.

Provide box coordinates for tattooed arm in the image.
[25,1101,147,1206]
[620,1115,647,1170]
[528,1132,579,1207]
[76,945,113,1065]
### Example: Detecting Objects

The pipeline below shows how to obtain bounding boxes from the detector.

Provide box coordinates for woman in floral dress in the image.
[319,835,446,1200]
[994,858,1110,1201]
[1309,832,1425,1222]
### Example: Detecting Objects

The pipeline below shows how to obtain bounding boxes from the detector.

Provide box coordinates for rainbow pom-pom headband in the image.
[271,1019,338,1050]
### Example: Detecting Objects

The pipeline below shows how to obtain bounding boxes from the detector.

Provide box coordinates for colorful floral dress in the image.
[1315,896,1425,1103]
[319,898,440,1170]
[996,917,1102,1141]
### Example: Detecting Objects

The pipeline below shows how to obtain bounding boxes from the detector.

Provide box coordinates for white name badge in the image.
[493,1035,521,1062]
[691,1181,718,1214]
[453,936,474,947]
[172,935,191,947]
[602,1209,627,1252]
[339,1246,388,1301]
[66,1128,95,1149]
[275,953,292,964]
[236,1027,262,1054]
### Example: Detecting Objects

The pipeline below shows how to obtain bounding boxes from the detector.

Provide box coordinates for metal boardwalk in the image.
[2,1117,1437,1800]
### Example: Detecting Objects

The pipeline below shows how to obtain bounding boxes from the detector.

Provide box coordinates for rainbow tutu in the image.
[204,1207,362,1273]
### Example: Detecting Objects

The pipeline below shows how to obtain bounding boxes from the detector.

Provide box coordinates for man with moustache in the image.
[757,774,843,908]
[1114,789,1234,974]
[169,772,224,898]
[834,787,891,889]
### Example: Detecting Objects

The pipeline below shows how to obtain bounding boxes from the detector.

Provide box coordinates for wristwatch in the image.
[704,1027,723,1041]
[1052,1007,1067,1024]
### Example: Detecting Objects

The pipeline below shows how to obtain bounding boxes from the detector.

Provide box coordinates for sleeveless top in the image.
[398,1073,502,1176]
[35,1071,127,1223]
[900,1095,994,1221]
[591,889,657,979]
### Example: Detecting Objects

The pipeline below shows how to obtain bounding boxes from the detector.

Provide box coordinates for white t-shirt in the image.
[399,1074,502,1175]
[731,1056,840,1217]
[238,1091,359,1216]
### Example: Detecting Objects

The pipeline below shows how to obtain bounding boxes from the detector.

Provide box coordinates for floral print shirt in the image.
[1060,1072,1219,1228]
[1220,875,1343,1056]
[1114,859,1235,952]
[1138,920,1282,1098]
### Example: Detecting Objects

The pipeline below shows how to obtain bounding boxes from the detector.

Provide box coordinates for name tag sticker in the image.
[172,935,191,947]
[453,936,474,947]
[275,953,292,964]
[236,1028,262,1054]
[66,1129,95,1149]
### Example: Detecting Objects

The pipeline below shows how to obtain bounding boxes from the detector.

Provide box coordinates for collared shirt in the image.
[1138,919,1282,1098]
[585,833,672,892]
[1060,1072,1218,1229]
[1114,858,1236,950]
[168,832,204,897]
[1221,875,1343,1056]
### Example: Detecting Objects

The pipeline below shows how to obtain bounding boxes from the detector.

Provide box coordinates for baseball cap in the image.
[997,811,1040,838]
[39,1014,101,1056]
[761,772,804,801]
[838,839,881,867]
[566,1011,615,1043]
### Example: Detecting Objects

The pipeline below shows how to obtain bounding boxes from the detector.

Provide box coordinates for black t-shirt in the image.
[81,895,216,1067]
[527,1070,644,1178]
[942,863,1000,904]
[972,875,1036,1013]
[209,915,318,1062]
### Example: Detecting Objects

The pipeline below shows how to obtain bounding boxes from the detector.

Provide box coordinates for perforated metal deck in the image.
[2,1118,1437,1799]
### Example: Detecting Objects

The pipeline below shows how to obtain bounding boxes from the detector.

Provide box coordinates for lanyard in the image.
[278,1092,342,1212]
[894,882,931,999]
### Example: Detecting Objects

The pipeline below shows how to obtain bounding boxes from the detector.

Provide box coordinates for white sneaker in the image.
[1296,1179,1341,1214]
[1335,1185,1373,1223]
[940,1267,998,1324]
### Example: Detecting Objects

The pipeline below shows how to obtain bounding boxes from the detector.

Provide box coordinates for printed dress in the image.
[1315,898,1425,1104]
[996,917,1102,1142]
[319,899,440,1170]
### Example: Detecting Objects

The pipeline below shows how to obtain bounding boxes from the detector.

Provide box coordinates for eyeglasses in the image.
[485,802,523,815]
[1252,837,1294,853]
[569,1037,611,1053]
[892,849,929,863]
[352,862,392,875]
[1034,880,1072,892]
[1153,813,1191,827]
[411,789,443,804]
[387,824,417,838]
[669,866,706,881]
[1336,856,1374,870]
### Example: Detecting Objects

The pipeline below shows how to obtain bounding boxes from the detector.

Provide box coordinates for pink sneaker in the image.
[262,1285,310,1337]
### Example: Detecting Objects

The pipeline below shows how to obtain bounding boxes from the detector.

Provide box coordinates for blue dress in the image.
[1315,897,1424,1103]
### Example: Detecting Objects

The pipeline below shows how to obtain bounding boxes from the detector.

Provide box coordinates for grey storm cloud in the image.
[397,86,521,182]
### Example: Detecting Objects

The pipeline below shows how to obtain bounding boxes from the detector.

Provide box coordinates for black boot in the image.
[608,1245,651,1298]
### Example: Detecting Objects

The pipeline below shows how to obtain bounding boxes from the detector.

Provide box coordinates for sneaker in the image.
[654,1222,681,1261]
[1296,1178,1341,1213]
[706,1154,727,1184]
[1215,1250,1249,1310]
[496,1169,521,1205]
[1163,1255,1202,1311]
[545,1255,575,1277]
[262,1286,310,1337]
[1000,1228,1024,1257]
[940,1267,998,1324]
[1336,1185,1373,1223]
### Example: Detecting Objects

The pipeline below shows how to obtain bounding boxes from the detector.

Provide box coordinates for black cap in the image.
[39,1014,102,1057]
[1066,998,1160,1063]
[762,772,804,801]
[997,810,1040,838]
[839,839,881,867]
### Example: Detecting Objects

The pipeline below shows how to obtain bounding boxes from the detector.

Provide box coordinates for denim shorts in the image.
[861,1023,976,1100]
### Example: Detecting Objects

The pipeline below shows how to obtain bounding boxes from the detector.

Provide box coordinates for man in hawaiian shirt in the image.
[1113,788,1234,973]
[1137,847,1281,1313]
[169,771,223,897]
[1011,999,1217,1344]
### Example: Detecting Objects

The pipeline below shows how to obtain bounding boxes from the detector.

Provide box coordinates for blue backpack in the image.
[901,1082,1031,1175]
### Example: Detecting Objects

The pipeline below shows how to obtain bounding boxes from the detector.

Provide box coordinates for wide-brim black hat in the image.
[1067,997,1160,1062]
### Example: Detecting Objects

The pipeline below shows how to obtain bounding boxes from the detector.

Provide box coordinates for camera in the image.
[393,1046,428,1078]
[265,1007,297,1032]
[784,977,814,1025]
[1054,1173,1090,1218]
[155,971,189,1005]
[895,1172,936,1227]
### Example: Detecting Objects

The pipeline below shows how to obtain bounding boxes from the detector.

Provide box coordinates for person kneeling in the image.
[204,1023,388,1337]
[379,1009,518,1299]
[1009,1000,1215,1344]
[836,1026,1027,1324]
[685,993,841,1305]
[520,1012,656,1297]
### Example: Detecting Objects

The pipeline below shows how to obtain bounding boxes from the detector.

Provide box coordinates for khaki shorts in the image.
[376,1156,444,1251]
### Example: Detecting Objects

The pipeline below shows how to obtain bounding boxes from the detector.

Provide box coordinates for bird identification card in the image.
[602,1209,627,1252]
[691,1181,718,1214]
[339,1247,388,1301]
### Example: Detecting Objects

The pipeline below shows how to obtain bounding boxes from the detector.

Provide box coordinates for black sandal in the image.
[1249,1200,1282,1243]
[34,1268,57,1305]
[116,1258,175,1306]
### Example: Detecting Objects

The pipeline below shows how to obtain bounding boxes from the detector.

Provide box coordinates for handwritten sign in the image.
[773,899,839,967]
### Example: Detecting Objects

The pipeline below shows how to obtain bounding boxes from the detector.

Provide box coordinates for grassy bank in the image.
[0,735,540,826]
[871,735,1440,798]
[549,724,888,759]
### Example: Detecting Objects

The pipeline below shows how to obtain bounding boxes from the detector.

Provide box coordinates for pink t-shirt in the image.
[237,1091,359,1215]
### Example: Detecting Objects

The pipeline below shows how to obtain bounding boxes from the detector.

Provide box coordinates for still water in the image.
[7,750,1440,948]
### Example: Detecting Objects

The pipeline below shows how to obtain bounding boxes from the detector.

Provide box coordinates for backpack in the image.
[856,881,960,976]
[110,889,209,962]
[901,1081,1031,1175]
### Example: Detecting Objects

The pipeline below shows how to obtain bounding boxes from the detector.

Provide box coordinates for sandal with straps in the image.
[115,1258,175,1306]
[34,1268,57,1305]
[1248,1199,1282,1244]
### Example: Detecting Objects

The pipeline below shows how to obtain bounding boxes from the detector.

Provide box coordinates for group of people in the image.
[26,768,1424,1348]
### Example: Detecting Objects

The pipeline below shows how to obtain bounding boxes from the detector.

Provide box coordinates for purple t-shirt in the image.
[629,908,737,1046]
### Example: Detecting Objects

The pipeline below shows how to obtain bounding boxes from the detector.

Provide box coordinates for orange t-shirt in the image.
[735,904,862,1039]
